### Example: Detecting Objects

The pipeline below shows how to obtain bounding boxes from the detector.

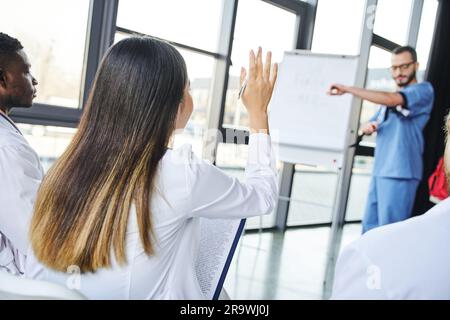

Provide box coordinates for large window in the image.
[287,165,338,226]
[416,0,439,79]
[214,0,305,230]
[359,46,396,145]
[359,0,438,143]
[345,156,373,222]
[352,0,439,225]
[0,0,90,108]
[115,32,216,158]
[222,0,297,129]
[116,0,223,158]
[116,0,223,53]
[285,0,365,228]
[311,0,366,56]
[373,0,414,45]
[16,124,77,172]
[171,49,216,157]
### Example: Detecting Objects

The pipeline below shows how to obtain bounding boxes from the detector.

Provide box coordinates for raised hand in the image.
[240,47,278,133]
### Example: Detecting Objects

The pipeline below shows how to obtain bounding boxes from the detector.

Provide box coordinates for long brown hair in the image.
[30,37,188,272]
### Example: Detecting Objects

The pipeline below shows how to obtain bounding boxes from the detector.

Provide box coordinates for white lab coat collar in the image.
[0,111,22,136]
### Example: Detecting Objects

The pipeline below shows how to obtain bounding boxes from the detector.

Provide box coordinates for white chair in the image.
[0,270,85,300]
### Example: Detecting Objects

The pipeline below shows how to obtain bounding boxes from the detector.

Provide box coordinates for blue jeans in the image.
[362,177,419,234]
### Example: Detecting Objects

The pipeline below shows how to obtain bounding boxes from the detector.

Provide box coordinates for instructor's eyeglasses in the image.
[390,61,416,72]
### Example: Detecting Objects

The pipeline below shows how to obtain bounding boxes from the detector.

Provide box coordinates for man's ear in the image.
[0,68,7,89]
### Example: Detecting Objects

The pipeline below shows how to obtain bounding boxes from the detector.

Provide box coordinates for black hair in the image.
[392,46,417,62]
[0,33,23,67]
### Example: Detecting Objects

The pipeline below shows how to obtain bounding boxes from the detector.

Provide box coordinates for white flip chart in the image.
[269,51,360,167]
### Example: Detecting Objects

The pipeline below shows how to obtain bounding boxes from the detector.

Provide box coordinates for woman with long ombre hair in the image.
[25,36,278,299]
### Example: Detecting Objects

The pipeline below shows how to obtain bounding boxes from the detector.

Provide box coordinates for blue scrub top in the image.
[370,81,434,180]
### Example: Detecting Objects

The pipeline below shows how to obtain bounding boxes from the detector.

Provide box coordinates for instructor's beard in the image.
[396,70,417,88]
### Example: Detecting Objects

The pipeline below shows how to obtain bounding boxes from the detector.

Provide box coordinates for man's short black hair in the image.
[0,33,23,67]
[392,46,417,62]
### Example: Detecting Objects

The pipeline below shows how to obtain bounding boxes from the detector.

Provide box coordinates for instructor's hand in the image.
[240,47,278,133]
[361,122,378,135]
[327,84,348,96]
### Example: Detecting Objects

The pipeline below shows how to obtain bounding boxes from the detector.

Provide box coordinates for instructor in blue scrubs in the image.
[328,46,434,234]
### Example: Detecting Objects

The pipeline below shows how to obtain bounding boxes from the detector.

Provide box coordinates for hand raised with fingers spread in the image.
[240,47,278,133]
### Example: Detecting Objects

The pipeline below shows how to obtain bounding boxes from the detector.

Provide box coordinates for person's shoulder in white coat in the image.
[0,122,43,274]
[332,198,450,300]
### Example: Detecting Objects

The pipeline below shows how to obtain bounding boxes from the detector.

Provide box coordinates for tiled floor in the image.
[224,224,362,299]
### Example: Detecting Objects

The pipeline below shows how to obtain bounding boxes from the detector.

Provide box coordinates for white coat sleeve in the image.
[186,133,278,219]
[331,240,389,300]
[0,144,43,255]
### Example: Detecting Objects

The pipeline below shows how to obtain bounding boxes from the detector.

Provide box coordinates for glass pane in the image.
[115,33,215,158]
[116,0,223,53]
[215,143,279,230]
[341,223,362,250]
[287,165,338,226]
[373,0,413,45]
[360,46,396,145]
[17,124,77,172]
[312,0,366,55]
[416,0,439,80]
[222,0,297,129]
[345,156,373,222]
[172,48,215,158]
[0,0,90,108]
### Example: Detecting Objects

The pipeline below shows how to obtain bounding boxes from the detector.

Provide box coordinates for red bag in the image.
[428,157,448,202]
